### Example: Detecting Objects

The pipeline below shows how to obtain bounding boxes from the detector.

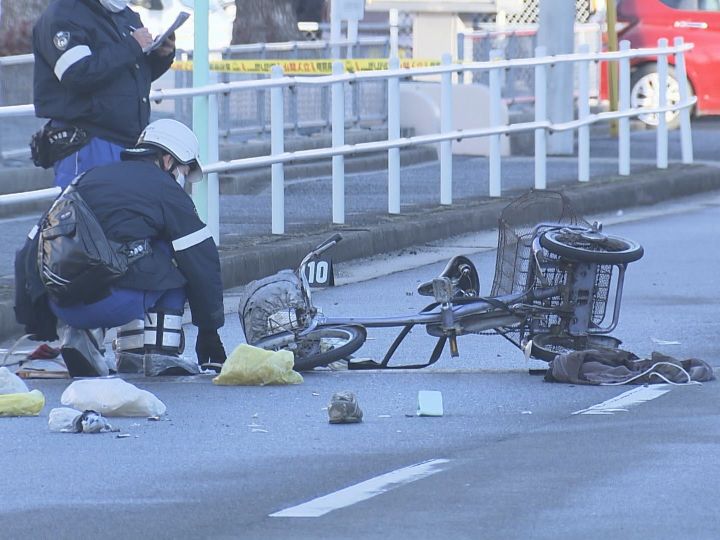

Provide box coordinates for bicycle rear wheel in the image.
[530,333,622,362]
[254,325,367,371]
[540,229,643,264]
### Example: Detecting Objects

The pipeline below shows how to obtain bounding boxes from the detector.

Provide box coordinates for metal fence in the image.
[0,39,696,241]
[0,54,44,161]
[475,0,593,24]
[199,37,396,137]
[458,23,603,104]
[0,36,400,162]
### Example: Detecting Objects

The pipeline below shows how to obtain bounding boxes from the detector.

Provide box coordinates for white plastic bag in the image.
[48,407,82,432]
[61,378,166,417]
[0,367,29,395]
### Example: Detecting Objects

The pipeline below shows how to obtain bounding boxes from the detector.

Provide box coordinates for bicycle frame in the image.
[240,191,642,369]
[289,235,565,367]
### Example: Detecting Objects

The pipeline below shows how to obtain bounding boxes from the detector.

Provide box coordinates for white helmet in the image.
[137,119,203,183]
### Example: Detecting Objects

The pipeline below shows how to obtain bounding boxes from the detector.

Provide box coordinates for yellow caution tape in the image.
[172,58,441,75]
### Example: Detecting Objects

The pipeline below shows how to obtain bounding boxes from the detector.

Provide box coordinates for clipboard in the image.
[144,11,190,54]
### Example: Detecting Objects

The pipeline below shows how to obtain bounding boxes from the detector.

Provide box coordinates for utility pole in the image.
[537,0,575,155]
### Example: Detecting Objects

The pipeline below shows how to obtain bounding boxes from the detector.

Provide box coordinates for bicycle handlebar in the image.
[299,233,343,274]
[314,233,342,256]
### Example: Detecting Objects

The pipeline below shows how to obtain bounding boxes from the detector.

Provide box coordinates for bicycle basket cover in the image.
[238,270,308,344]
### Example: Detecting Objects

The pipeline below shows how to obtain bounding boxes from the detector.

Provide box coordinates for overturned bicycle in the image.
[238,191,644,371]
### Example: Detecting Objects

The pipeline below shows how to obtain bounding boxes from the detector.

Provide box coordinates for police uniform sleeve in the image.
[34,15,145,91]
[149,48,174,81]
[161,183,225,331]
[148,38,175,81]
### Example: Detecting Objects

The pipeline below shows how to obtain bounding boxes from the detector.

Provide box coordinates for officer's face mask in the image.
[98,0,131,13]
[174,171,186,189]
[168,160,189,189]
[160,155,184,188]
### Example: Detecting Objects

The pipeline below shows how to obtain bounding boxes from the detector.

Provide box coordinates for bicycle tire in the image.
[254,325,367,371]
[540,229,644,264]
[530,333,623,362]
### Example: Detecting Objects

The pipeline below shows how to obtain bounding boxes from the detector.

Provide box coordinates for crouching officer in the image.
[16,119,227,377]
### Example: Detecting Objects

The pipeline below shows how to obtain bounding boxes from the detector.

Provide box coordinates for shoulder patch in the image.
[53,31,70,51]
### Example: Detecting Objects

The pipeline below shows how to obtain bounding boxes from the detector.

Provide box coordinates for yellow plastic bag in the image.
[0,389,45,417]
[213,344,303,386]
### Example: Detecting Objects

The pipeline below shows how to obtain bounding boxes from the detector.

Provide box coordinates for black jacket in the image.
[32,0,174,145]
[15,157,224,333]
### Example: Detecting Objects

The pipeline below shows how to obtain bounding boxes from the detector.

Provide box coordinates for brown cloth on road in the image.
[545,349,715,385]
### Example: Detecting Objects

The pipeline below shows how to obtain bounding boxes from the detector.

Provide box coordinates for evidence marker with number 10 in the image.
[304,257,334,287]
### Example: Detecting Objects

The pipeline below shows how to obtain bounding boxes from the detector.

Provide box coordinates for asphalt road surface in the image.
[1,191,719,539]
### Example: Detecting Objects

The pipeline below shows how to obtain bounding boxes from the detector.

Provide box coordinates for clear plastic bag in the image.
[0,367,30,395]
[143,353,199,377]
[61,378,166,417]
[48,407,82,432]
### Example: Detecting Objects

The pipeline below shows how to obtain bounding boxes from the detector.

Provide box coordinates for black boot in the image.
[61,327,109,377]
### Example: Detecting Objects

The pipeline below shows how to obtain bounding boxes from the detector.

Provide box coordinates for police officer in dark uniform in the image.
[16,119,227,377]
[32,0,176,189]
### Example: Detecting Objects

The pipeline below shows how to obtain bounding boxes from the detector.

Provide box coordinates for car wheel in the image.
[630,64,692,129]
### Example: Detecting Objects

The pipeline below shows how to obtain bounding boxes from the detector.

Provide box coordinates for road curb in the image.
[1,163,718,342]
[216,163,720,290]
[0,167,54,195]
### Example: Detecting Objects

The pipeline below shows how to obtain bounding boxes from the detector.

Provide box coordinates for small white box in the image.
[417,390,444,417]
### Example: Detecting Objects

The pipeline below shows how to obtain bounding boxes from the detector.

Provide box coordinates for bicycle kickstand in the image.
[448,334,459,357]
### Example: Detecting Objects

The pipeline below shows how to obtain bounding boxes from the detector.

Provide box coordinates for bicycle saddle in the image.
[417,256,480,298]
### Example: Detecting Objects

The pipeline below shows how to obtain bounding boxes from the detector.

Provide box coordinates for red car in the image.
[614,0,720,127]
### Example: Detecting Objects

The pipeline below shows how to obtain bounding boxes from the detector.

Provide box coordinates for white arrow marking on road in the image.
[572,384,671,416]
[269,458,451,518]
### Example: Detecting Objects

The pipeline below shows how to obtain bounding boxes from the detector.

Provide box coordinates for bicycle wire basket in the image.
[489,190,617,336]
[490,190,587,297]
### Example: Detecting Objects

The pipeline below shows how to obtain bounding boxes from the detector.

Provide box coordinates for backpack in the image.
[38,176,148,306]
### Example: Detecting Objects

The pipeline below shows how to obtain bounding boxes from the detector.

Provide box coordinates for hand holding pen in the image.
[129,26,153,50]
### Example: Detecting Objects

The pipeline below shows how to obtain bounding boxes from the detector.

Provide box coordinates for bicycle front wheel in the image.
[540,229,643,264]
[291,325,367,371]
[530,333,623,362]
[252,325,367,371]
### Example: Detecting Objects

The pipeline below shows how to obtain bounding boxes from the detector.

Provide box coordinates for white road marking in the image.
[269,458,451,518]
[572,384,671,415]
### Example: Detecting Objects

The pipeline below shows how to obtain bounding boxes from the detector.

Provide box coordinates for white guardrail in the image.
[0,37,695,239]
